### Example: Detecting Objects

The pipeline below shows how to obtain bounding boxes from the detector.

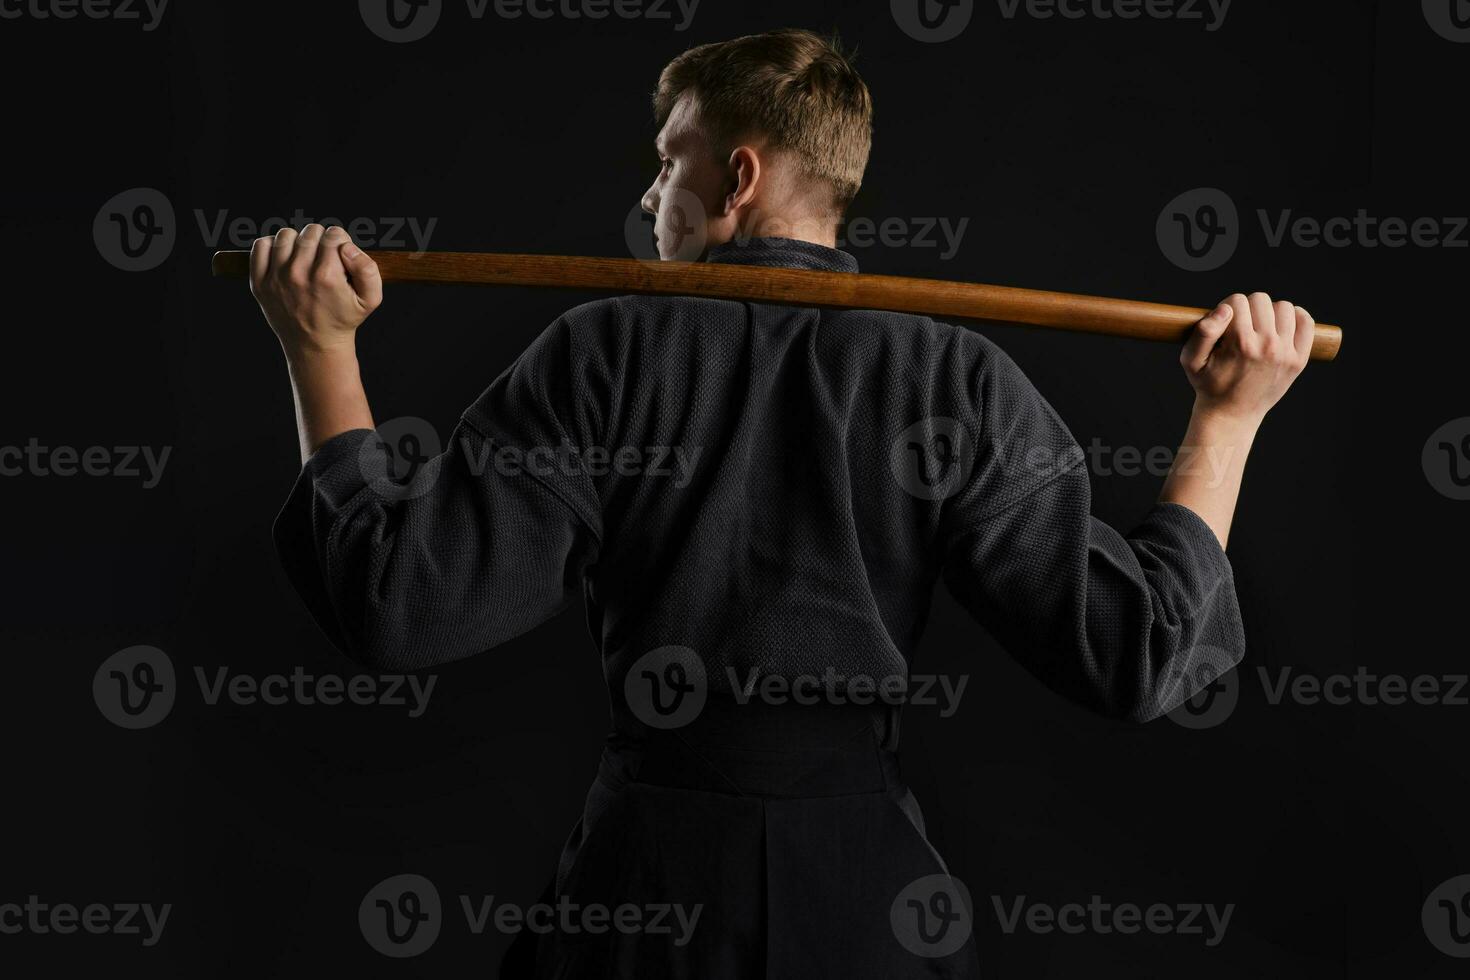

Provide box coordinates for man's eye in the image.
[660,159,672,172]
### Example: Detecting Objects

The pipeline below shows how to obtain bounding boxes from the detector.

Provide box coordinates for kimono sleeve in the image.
[272,317,603,672]
[939,341,1246,721]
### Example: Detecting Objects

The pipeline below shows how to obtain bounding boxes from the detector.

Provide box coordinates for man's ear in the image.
[722,146,762,216]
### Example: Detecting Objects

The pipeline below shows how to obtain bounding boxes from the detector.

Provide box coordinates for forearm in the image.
[283,345,375,464]
[1158,402,1261,550]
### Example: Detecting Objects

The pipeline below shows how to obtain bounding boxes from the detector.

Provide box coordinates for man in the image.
[254,28,1313,979]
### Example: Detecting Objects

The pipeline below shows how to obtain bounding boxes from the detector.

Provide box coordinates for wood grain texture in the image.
[212,250,1343,362]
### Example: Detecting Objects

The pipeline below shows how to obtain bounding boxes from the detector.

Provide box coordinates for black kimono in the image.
[274,237,1245,978]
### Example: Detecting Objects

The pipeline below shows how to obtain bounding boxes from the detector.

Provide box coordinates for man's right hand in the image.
[1182,292,1315,425]
[250,224,383,356]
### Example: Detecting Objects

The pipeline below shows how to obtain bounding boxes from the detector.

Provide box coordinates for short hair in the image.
[653,28,873,213]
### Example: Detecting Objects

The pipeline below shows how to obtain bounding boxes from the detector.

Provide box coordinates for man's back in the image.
[277,238,1242,723]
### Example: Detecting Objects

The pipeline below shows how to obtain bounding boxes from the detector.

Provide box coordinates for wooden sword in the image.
[211,250,1343,362]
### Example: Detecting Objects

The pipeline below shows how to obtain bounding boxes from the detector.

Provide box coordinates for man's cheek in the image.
[657,187,709,260]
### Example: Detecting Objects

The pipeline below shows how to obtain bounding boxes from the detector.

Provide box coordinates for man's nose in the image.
[641,186,658,216]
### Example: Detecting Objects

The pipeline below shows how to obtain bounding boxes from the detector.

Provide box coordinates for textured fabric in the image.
[271,235,1247,977]
[273,235,1243,721]
[500,698,980,979]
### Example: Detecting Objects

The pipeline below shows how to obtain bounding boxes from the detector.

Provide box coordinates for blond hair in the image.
[653,28,873,213]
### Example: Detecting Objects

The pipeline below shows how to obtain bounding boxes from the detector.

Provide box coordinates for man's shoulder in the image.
[826,308,1017,374]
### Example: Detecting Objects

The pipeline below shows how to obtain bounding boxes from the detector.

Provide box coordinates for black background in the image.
[2,0,1466,975]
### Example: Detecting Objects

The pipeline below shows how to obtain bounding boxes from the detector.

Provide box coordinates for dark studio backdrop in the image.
[2,0,1466,975]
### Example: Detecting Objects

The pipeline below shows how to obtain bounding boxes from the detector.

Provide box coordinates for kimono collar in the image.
[704,237,860,274]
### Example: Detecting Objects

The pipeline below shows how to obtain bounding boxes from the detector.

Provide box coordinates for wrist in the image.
[282,337,359,367]
[1190,398,1265,438]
